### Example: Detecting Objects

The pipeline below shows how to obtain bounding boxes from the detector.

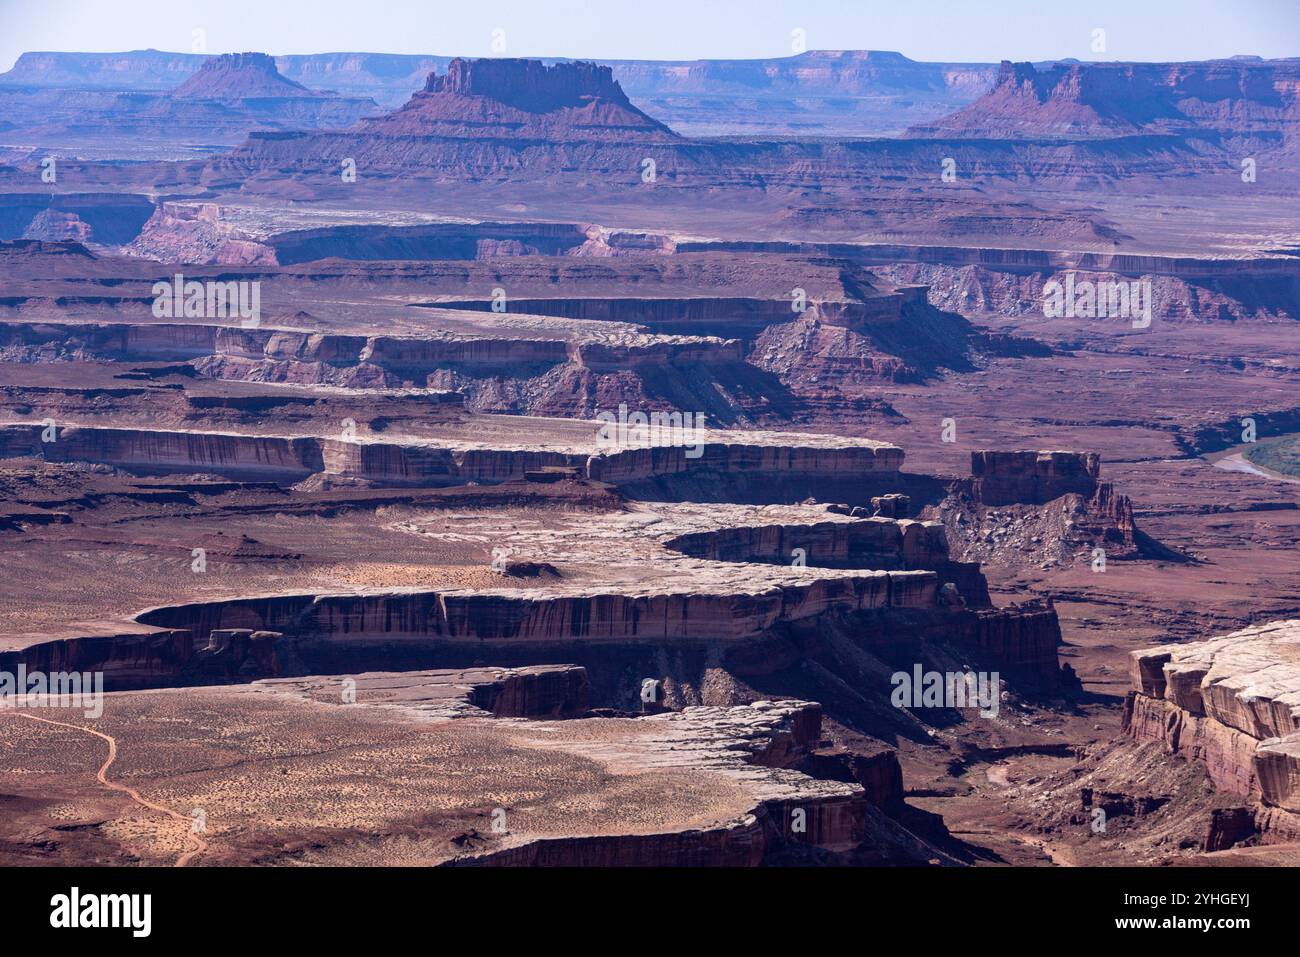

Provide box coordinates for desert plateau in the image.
[0,1,1296,937]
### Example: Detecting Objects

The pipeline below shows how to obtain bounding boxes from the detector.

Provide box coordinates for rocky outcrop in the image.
[959,601,1062,685]
[571,335,744,370]
[21,210,92,243]
[933,450,1139,565]
[445,699,876,865]
[127,204,277,265]
[968,450,1101,506]
[1125,621,1300,836]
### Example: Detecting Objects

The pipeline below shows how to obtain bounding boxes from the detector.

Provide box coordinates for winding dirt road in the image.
[10,712,208,866]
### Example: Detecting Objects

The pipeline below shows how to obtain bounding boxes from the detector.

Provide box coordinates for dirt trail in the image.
[10,712,208,866]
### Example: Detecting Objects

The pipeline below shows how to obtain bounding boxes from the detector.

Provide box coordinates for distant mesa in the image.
[20,209,93,244]
[171,52,316,99]
[356,57,680,141]
[911,57,1300,144]
[0,49,377,152]
[425,57,627,111]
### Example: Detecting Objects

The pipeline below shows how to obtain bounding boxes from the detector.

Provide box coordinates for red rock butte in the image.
[357,57,679,141]
[171,51,316,99]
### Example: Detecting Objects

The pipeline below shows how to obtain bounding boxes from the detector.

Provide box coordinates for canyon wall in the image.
[0,193,155,244]
[664,516,990,606]
[0,422,905,493]
[968,450,1101,505]
[1124,621,1300,840]
[420,293,912,336]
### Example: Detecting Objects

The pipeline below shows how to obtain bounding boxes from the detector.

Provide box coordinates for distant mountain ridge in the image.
[0,48,1000,136]
[911,57,1300,145]
[0,51,377,152]
[7,48,1300,146]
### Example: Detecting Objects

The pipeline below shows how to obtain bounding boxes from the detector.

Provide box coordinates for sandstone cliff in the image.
[1124,620,1300,838]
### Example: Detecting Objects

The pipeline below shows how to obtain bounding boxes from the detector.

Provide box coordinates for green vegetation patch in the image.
[1244,436,1300,477]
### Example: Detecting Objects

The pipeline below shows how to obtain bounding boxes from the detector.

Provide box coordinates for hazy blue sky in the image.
[1,0,1297,72]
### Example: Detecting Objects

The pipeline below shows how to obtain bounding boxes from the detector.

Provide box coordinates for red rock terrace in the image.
[1125,620,1300,844]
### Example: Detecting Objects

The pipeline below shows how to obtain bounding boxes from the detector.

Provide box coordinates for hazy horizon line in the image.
[4,46,1296,69]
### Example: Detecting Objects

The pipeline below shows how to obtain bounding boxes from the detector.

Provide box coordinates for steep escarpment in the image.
[0,419,906,495]
[912,57,1300,150]
[266,221,598,265]
[0,193,155,245]
[402,256,983,393]
[874,261,1300,324]
[0,485,1064,703]
[663,514,989,606]
[1121,620,1300,843]
[0,317,774,423]
[446,698,932,866]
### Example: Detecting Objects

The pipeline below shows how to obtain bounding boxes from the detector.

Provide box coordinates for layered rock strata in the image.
[1,501,1061,692]
[1125,620,1300,836]
[2,667,934,865]
[449,699,875,865]
[0,420,904,491]
[968,450,1101,506]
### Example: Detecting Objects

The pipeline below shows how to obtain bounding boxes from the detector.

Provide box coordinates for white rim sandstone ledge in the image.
[124,500,956,643]
[0,420,904,487]
[252,677,872,863]
[1127,620,1300,813]
[130,568,940,643]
